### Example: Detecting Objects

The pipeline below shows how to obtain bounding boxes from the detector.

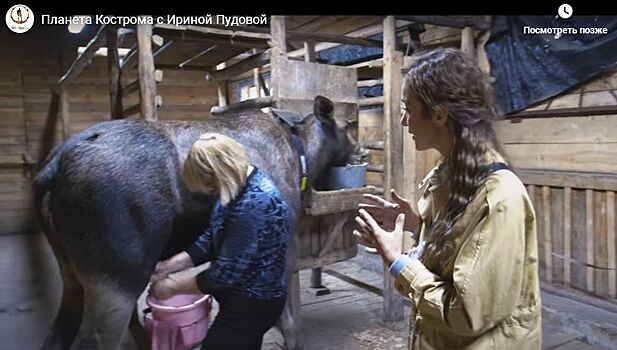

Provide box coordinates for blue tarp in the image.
[485,16,617,115]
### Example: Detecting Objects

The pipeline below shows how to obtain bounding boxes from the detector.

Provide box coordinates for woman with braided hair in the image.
[355,47,541,349]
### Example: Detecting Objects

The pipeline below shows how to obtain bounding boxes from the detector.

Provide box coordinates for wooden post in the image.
[137,22,157,121]
[253,68,261,98]
[216,63,229,107]
[382,15,406,322]
[251,49,261,98]
[461,26,476,59]
[59,89,70,140]
[304,40,316,62]
[217,81,228,106]
[303,38,328,291]
[607,191,616,298]
[107,26,123,119]
[215,62,228,106]
[271,16,287,55]
[269,15,301,350]
[270,16,286,99]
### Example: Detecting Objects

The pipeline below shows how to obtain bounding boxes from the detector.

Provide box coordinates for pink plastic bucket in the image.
[144,294,212,350]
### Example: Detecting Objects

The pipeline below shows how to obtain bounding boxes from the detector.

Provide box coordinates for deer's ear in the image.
[314,95,334,126]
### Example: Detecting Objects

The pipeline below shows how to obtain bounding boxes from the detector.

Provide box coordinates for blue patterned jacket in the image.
[186,167,292,300]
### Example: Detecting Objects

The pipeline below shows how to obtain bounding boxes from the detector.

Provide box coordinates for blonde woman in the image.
[150,133,291,350]
[355,48,541,349]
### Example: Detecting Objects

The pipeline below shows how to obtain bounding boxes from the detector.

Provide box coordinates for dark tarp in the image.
[485,16,617,115]
[316,33,383,66]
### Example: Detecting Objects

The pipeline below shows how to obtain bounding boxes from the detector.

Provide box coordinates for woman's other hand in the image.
[354,209,406,266]
[149,277,179,300]
[150,251,194,283]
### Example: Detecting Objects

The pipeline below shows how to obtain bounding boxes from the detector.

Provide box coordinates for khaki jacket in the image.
[395,155,542,349]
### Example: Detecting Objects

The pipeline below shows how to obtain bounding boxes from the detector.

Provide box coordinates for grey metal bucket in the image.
[326,162,368,190]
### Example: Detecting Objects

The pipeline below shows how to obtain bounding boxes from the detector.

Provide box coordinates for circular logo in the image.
[558,4,573,19]
[6,4,34,33]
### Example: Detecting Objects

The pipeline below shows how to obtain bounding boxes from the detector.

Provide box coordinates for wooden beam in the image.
[382,15,406,323]
[396,15,490,31]
[153,40,173,58]
[155,23,271,40]
[357,79,383,87]
[153,30,269,49]
[350,58,384,69]
[288,31,382,47]
[107,26,123,119]
[156,22,383,47]
[122,103,141,118]
[518,169,617,192]
[359,96,384,107]
[496,115,617,144]
[178,45,218,68]
[59,89,70,140]
[120,43,138,71]
[235,23,384,47]
[306,187,375,216]
[287,22,386,59]
[123,79,140,97]
[505,143,617,173]
[207,50,270,81]
[287,24,383,48]
[156,64,212,71]
[361,140,384,150]
[137,23,157,121]
[55,25,107,92]
[210,95,274,114]
[507,105,617,119]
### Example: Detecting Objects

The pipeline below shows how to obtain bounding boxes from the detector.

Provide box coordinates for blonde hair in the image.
[183,133,249,206]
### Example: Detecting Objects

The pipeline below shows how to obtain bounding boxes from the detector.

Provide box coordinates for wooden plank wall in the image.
[1,58,52,235]
[496,114,617,300]
[359,107,384,188]
[0,54,218,236]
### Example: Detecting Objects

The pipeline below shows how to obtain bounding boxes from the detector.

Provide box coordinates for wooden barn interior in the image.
[1,15,617,350]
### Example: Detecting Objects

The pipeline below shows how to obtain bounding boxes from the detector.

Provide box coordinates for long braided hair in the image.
[405,48,506,271]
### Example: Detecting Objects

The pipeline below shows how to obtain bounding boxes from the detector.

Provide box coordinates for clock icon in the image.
[558,4,573,19]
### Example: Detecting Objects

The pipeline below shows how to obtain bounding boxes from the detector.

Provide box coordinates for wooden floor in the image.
[0,233,607,350]
[261,260,409,350]
[258,257,604,350]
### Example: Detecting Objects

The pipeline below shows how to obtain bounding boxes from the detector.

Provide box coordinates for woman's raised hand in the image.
[359,189,417,231]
